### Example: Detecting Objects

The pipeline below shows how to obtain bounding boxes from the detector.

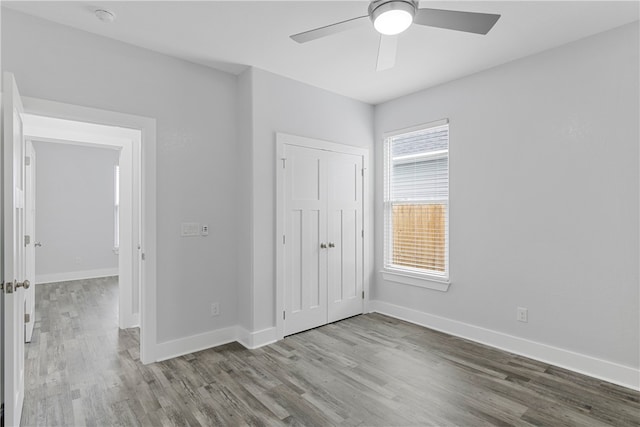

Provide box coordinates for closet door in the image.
[327,151,364,322]
[283,145,328,336]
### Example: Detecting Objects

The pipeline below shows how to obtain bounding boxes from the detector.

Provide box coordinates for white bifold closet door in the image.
[283,144,363,336]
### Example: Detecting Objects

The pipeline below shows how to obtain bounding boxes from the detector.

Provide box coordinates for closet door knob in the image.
[16,279,30,290]
[328,242,335,248]
[320,243,327,249]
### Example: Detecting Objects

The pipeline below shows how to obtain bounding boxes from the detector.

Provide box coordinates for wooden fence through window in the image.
[392,204,446,272]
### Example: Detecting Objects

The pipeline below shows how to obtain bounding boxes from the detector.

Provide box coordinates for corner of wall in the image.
[235,66,255,332]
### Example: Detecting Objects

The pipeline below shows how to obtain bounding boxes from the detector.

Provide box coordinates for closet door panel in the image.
[327,152,363,323]
[283,145,328,336]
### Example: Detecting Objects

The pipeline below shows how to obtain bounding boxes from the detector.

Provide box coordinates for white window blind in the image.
[384,121,449,279]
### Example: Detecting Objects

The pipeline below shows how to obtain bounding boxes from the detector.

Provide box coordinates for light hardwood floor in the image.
[22,277,639,426]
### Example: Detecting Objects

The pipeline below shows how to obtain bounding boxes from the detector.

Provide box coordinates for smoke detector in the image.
[94,9,116,23]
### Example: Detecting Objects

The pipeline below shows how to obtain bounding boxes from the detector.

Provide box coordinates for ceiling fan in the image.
[290,0,501,71]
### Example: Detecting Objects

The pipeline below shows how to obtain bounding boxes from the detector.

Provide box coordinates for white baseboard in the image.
[237,326,278,350]
[369,300,639,391]
[154,326,238,362]
[36,268,118,284]
[120,312,140,330]
[154,325,277,362]
[131,313,140,328]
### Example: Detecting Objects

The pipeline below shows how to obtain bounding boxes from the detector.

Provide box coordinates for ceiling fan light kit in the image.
[290,0,501,71]
[370,0,417,35]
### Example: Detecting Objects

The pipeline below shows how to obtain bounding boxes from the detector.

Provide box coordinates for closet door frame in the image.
[276,133,370,340]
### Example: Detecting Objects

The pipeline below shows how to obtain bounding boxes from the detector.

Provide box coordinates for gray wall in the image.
[2,5,637,380]
[33,142,119,279]
[373,22,639,368]
[248,68,375,331]
[2,8,238,343]
[236,69,254,331]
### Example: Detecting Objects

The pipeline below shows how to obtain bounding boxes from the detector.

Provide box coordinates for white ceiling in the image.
[4,1,639,104]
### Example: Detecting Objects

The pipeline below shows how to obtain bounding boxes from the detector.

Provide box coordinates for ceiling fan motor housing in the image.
[368,0,418,23]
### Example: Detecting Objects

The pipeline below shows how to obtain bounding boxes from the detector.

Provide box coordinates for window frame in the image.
[382,119,451,292]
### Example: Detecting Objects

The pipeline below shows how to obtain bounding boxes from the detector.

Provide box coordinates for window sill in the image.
[381,269,451,292]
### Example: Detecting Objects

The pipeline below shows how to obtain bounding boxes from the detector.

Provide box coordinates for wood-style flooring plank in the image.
[21,277,640,426]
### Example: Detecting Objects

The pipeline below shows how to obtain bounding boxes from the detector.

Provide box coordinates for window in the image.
[114,164,120,252]
[383,120,449,284]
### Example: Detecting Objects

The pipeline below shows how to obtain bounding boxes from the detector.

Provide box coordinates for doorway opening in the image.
[23,114,142,332]
[18,95,158,365]
[3,75,156,426]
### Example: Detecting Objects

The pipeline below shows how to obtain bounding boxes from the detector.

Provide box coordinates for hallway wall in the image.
[33,142,119,283]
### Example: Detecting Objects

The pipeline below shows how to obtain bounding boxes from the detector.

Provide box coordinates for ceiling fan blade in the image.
[290,15,369,43]
[376,35,398,71]
[414,8,500,35]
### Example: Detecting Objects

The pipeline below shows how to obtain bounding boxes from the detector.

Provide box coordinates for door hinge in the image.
[283,310,286,320]
[25,313,30,323]
[361,230,364,238]
[281,158,286,168]
[361,168,364,176]
[25,156,31,166]
[141,253,146,261]
[362,290,365,299]
[25,235,31,246]
[283,235,286,244]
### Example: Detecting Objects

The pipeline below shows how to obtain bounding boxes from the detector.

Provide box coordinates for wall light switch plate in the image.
[181,222,200,237]
[201,224,209,236]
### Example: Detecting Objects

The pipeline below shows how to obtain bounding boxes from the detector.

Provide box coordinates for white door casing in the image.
[21,114,141,330]
[277,133,367,337]
[20,95,157,364]
[3,71,27,427]
[24,140,36,342]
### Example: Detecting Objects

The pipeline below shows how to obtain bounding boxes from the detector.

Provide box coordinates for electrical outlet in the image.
[517,307,528,323]
[211,302,220,317]
[201,225,209,236]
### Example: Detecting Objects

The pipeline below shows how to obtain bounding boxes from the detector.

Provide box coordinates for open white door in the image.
[24,140,36,342]
[3,72,28,427]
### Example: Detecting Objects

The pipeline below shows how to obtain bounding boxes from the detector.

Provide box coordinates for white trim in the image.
[157,326,277,361]
[362,146,371,314]
[277,132,369,156]
[237,326,278,350]
[369,300,640,391]
[275,137,286,340]
[154,327,238,362]
[130,313,140,328]
[22,96,157,365]
[381,270,450,291]
[275,132,370,340]
[35,268,119,284]
[383,118,449,139]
